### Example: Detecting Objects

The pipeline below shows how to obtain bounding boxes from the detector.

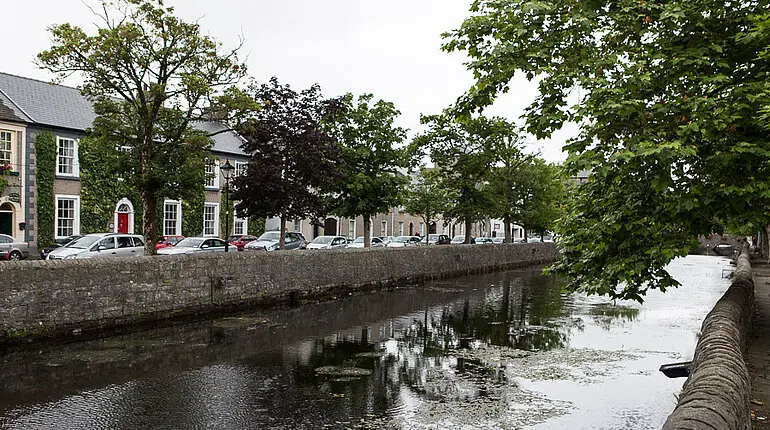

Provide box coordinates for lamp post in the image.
[221,159,235,252]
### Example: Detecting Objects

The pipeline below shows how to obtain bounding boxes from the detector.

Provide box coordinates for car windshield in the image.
[428,235,440,241]
[312,236,334,244]
[258,232,281,241]
[66,236,101,249]
[226,235,241,242]
[175,238,204,248]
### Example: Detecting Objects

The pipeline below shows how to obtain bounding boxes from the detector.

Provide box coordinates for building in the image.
[0,72,249,247]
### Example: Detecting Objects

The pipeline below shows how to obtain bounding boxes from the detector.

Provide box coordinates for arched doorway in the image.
[324,218,338,236]
[0,202,14,236]
[113,198,135,234]
[408,222,414,236]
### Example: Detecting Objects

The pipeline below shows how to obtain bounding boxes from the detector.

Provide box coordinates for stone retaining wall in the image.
[662,250,754,430]
[0,243,556,343]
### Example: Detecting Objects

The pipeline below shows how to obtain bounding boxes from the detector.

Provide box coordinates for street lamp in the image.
[221,159,235,252]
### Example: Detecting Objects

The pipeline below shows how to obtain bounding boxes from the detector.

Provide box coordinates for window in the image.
[381,221,387,236]
[163,200,182,236]
[57,137,78,176]
[98,237,116,250]
[117,236,133,248]
[419,223,425,236]
[203,203,219,237]
[132,237,145,248]
[235,161,247,177]
[0,130,12,166]
[55,195,80,238]
[398,222,404,236]
[348,220,356,238]
[204,158,219,189]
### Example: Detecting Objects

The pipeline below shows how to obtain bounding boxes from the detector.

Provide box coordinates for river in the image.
[0,255,732,429]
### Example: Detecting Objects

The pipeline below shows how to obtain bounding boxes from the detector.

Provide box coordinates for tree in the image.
[325,94,410,247]
[486,135,528,243]
[37,0,246,254]
[232,78,342,249]
[403,168,450,244]
[444,0,770,301]
[413,114,515,244]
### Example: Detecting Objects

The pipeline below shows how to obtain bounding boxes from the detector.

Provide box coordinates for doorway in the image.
[0,202,14,236]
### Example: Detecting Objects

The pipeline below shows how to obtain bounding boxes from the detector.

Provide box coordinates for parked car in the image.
[40,234,83,259]
[47,233,146,259]
[475,237,494,244]
[226,234,259,251]
[491,237,505,244]
[347,236,386,248]
[306,235,348,250]
[450,235,476,245]
[386,235,423,247]
[425,234,451,245]
[377,236,396,245]
[0,234,30,261]
[156,237,228,255]
[244,231,308,251]
[156,235,184,250]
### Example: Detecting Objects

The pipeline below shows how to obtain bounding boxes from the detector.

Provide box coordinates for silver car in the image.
[0,234,30,261]
[47,233,146,259]
[306,235,348,250]
[244,231,308,251]
[157,237,228,255]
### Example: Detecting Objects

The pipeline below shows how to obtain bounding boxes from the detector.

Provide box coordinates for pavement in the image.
[748,259,770,427]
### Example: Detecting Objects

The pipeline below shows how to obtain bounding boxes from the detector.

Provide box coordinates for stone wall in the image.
[662,250,753,430]
[0,243,556,343]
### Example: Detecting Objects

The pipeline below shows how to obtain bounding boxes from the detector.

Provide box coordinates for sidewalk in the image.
[748,260,770,427]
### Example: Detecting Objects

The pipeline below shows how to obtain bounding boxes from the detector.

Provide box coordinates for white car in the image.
[346,236,385,248]
[385,236,422,247]
[47,233,146,259]
[306,235,348,250]
[157,237,228,255]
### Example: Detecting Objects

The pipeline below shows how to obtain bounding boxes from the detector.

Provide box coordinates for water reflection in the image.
[0,257,732,429]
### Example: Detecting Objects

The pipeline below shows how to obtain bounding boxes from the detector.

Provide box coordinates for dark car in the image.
[425,234,451,245]
[41,234,84,259]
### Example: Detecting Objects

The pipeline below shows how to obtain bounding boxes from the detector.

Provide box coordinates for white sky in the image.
[1,0,571,163]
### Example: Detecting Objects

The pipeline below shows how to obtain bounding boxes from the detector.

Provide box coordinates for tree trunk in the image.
[141,188,157,255]
[364,216,371,248]
[503,216,512,243]
[464,219,473,244]
[279,213,287,250]
[762,224,770,262]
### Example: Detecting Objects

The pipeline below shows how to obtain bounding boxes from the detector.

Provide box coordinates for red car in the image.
[156,235,184,250]
[227,234,258,251]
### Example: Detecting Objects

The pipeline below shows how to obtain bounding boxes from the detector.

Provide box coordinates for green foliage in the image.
[181,192,204,237]
[248,217,265,237]
[37,0,246,254]
[34,131,56,248]
[325,93,410,246]
[403,168,449,242]
[445,0,770,301]
[232,77,342,249]
[79,136,140,233]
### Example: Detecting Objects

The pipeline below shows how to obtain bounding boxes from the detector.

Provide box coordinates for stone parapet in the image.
[0,243,557,343]
[662,251,753,430]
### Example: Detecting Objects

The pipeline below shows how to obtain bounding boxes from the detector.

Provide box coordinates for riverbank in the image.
[0,243,556,345]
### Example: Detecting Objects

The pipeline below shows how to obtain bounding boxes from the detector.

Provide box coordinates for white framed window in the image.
[398,222,404,236]
[381,221,387,236]
[235,161,247,177]
[163,200,182,236]
[419,223,425,236]
[348,220,356,237]
[233,217,247,235]
[293,219,301,232]
[203,203,219,237]
[0,130,12,166]
[55,194,80,238]
[204,158,219,189]
[57,137,78,176]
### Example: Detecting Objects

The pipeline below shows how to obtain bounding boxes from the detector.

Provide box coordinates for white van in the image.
[47,233,146,260]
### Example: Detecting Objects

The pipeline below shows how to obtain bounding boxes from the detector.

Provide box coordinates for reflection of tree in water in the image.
[587,303,641,331]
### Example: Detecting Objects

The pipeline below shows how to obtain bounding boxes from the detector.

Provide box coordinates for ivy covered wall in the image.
[35,131,56,248]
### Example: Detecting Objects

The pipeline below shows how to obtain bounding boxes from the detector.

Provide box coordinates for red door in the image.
[117,213,129,233]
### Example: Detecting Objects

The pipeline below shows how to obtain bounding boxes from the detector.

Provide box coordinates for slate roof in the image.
[0,72,245,156]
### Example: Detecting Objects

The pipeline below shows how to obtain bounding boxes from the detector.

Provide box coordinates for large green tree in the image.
[413,114,514,244]
[325,94,409,247]
[232,78,342,250]
[403,168,451,244]
[445,0,770,301]
[37,0,246,254]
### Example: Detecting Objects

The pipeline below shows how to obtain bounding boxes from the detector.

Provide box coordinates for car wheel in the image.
[8,251,22,261]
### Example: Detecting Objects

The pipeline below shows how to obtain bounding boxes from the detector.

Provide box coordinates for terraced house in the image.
[0,72,250,249]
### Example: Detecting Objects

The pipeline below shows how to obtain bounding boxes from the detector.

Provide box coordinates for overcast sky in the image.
[2,0,571,162]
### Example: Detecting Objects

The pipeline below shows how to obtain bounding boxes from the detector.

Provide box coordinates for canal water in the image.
[0,255,731,429]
